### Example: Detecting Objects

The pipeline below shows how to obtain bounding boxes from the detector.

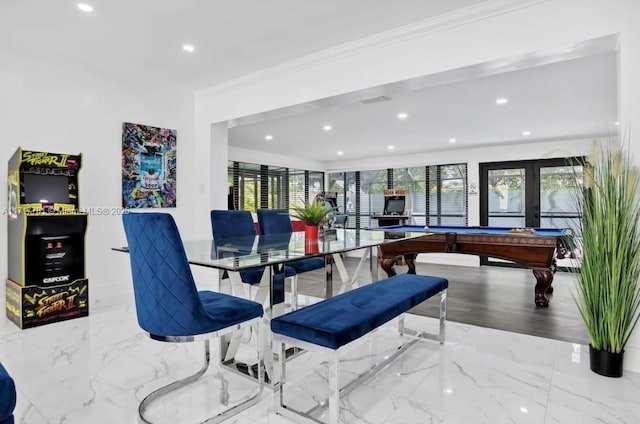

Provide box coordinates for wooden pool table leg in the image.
[532,268,554,307]
[379,254,417,277]
[404,254,417,274]
[380,258,398,276]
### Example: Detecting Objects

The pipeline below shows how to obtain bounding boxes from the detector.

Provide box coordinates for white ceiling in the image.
[229,51,618,162]
[1,0,485,91]
[2,1,618,163]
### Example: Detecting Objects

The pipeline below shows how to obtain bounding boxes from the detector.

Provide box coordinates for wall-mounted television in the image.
[23,173,70,204]
[385,198,405,215]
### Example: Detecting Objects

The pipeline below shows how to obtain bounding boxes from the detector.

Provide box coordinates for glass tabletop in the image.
[183,228,418,271]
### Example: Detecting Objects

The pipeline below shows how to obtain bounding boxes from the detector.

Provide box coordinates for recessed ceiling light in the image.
[337,151,344,156]
[265,134,273,141]
[77,3,94,12]
[448,138,456,143]
[495,98,508,105]
[615,121,620,126]
[387,145,395,150]
[323,124,332,132]
[522,131,531,136]
[182,44,195,53]
[397,112,408,120]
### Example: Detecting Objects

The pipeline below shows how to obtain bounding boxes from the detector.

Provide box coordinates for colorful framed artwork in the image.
[122,122,177,208]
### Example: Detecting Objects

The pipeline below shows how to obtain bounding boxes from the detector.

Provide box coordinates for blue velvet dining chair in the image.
[210,210,297,308]
[257,208,326,274]
[0,362,16,424]
[122,212,264,424]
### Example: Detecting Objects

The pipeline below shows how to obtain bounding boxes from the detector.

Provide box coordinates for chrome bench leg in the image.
[329,353,339,424]
[440,289,447,344]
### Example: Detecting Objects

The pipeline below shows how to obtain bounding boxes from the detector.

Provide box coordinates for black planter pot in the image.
[589,345,624,377]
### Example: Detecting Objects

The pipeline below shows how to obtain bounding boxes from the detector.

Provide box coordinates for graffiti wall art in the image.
[122,122,177,208]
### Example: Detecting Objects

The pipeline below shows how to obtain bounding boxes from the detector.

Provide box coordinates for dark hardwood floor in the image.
[294,257,588,345]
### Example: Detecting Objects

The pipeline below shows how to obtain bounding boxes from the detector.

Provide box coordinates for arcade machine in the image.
[371,188,410,227]
[6,148,89,329]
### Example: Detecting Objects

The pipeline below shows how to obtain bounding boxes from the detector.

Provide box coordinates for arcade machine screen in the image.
[385,198,405,215]
[23,173,70,205]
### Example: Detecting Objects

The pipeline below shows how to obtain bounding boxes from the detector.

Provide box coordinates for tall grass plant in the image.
[574,142,640,353]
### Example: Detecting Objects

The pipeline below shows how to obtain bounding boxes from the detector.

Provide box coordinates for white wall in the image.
[0,48,198,295]
[194,0,640,371]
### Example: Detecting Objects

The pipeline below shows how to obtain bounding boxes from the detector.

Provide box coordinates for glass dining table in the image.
[115,227,424,383]
[183,228,393,302]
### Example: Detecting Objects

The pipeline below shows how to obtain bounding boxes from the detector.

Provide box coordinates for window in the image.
[328,163,467,228]
[288,170,306,209]
[229,161,324,213]
[308,171,324,205]
[360,170,387,228]
[393,166,427,225]
[431,164,467,226]
[228,161,260,211]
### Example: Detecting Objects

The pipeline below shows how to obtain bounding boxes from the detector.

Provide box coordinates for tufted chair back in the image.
[256,208,293,235]
[123,212,219,337]
[210,210,256,238]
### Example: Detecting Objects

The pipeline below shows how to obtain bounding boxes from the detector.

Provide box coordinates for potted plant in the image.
[572,141,640,377]
[290,201,332,241]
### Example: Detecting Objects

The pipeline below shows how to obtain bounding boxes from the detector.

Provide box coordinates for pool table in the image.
[375,225,570,307]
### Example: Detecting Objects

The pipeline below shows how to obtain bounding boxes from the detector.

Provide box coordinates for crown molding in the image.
[195,0,550,101]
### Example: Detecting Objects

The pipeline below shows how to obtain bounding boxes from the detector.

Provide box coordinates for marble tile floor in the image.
[1,283,639,424]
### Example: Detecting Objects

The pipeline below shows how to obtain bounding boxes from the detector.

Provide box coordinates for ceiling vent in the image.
[359,95,393,105]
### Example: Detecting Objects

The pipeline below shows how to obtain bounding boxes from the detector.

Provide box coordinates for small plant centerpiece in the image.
[573,141,640,377]
[290,201,332,242]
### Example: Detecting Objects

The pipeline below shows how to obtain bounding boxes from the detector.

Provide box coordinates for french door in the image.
[479,158,583,267]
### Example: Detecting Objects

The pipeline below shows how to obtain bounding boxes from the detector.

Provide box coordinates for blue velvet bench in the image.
[0,363,16,424]
[271,273,448,424]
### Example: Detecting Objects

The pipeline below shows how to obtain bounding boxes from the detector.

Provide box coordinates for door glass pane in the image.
[487,168,525,227]
[540,164,584,265]
[539,165,583,227]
